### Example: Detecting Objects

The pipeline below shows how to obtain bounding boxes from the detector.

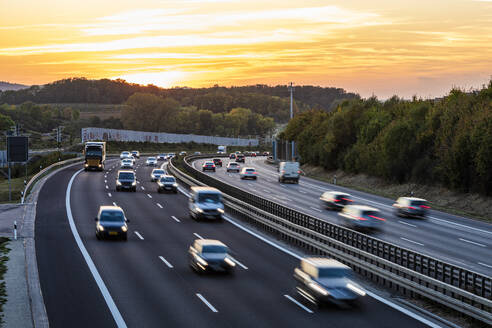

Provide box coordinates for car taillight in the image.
[342,198,353,202]
[368,215,386,221]
[407,206,416,210]
[281,170,285,173]
[333,199,340,202]
[420,205,430,209]
[357,217,368,221]
[297,170,301,174]
[253,172,257,174]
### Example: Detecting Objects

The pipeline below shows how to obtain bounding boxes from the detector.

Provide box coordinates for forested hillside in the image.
[0,78,358,122]
[282,81,492,195]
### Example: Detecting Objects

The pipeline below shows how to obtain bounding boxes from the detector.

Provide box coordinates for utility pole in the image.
[288,82,295,161]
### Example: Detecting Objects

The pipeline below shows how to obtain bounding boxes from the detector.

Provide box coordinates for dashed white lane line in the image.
[193,232,204,239]
[398,221,417,228]
[459,238,486,248]
[108,193,112,197]
[141,186,145,190]
[134,231,144,240]
[196,293,218,313]
[112,202,117,206]
[263,189,272,193]
[104,180,107,183]
[284,294,313,314]
[478,262,492,269]
[105,185,109,189]
[309,206,323,213]
[299,190,307,194]
[147,194,152,199]
[231,258,248,270]
[156,203,163,209]
[400,237,424,246]
[171,216,181,223]
[159,256,174,268]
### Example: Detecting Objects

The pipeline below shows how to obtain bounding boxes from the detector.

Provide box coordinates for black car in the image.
[188,239,236,274]
[212,158,223,167]
[95,206,129,241]
[157,175,178,193]
[393,197,429,218]
[202,161,216,172]
[116,170,137,192]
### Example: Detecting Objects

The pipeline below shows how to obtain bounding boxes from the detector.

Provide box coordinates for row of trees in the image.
[0,78,358,122]
[121,93,275,138]
[282,81,492,195]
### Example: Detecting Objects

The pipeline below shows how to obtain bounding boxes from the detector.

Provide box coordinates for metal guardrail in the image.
[169,154,492,325]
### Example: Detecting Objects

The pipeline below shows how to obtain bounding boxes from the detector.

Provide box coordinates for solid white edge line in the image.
[478,262,492,269]
[193,232,204,239]
[231,258,248,270]
[159,256,174,268]
[284,294,313,313]
[66,169,127,328]
[458,238,486,247]
[196,293,218,313]
[134,231,144,240]
[429,216,492,236]
[171,216,181,223]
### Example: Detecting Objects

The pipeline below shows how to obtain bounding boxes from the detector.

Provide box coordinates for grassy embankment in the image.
[0,238,10,324]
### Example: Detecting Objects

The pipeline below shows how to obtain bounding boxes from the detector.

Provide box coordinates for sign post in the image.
[7,136,29,201]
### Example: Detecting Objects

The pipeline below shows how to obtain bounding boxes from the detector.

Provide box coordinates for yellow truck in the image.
[84,141,106,171]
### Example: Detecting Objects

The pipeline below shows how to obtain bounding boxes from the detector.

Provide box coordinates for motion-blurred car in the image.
[212,158,223,167]
[150,169,165,182]
[278,161,300,184]
[157,175,178,193]
[251,152,257,157]
[179,151,187,156]
[131,150,140,158]
[95,206,129,241]
[194,151,201,155]
[294,258,365,305]
[338,205,385,230]
[168,153,176,158]
[235,154,245,163]
[240,167,257,180]
[146,157,158,166]
[116,170,137,192]
[393,197,430,219]
[188,239,236,274]
[226,162,240,172]
[157,154,167,161]
[320,191,353,210]
[202,161,216,172]
[229,153,236,159]
[120,151,131,160]
[120,158,134,169]
[189,187,224,221]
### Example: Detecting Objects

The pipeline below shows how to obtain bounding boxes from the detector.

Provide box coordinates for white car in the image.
[151,169,165,182]
[146,157,158,166]
[120,159,134,169]
[120,151,131,160]
[240,167,257,180]
[226,162,240,172]
[320,191,353,210]
[339,205,385,231]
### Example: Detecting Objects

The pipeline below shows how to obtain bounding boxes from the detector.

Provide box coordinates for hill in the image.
[0,81,28,91]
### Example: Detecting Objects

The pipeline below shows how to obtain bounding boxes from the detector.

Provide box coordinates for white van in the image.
[278,161,300,184]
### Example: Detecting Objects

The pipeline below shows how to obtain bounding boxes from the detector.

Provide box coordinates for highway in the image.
[193,156,492,276]
[34,156,434,328]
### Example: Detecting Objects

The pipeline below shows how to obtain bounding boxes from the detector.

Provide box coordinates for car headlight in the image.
[97,224,104,231]
[132,181,136,186]
[346,283,366,296]
[121,226,128,232]
[309,282,329,296]
[84,164,89,167]
[196,255,208,266]
[196,207,204,213]
[116,181,122,186]
[173,183,178,187]
[224,257,236,267]
[217,208,224,214]
[98,164,102,167]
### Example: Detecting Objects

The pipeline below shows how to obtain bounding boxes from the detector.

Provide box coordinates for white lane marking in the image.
[429,216,492,236]
[104,180,107,183]
[231,258,248,270]
[478,262,492,269]
[398,221,417,228]
[299,190,307,194]
[106,185,109,189]
[171,216,181,223]
[196,293,218,313]
[280,184,287,188]
[159,256,174,268]
[135,231,144,240]
[112,202,117,206]
[284,294,313,314]
[459,238,486,248]
[262,189,272,194]
[66,170,127,328]
[400,237,424,246]
[108,193,112,197]
[309,206,323,213]
[157,203,163,209]
[147,194,152,199]
[141,186,145,190]
[193,232,204,239]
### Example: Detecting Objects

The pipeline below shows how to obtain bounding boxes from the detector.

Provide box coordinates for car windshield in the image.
[410,200,427,206]
[202,245,227,254]
[100,210,125,222]
[246,169,255,172]
[131,151,137,154]
[229,163,238,166]
[153,170,164,174]
[198,193,221,204]
[86,147,102,157]
[118,172,135,180]
[122,152,129,155]
[161,177,175,183]
[317,267,351,279]
[148,157,156,161]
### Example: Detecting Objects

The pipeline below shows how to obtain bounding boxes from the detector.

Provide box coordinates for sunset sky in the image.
[1,0,491,98]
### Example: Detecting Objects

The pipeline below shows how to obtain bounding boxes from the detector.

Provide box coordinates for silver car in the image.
[150,169,165,182]
[393,197,429,219]
[338,205,385,230]
[120,159,134,169]
[320,191,353,211]
[146,157,158,166]
[240,167,257,180]
[188,239,236,274]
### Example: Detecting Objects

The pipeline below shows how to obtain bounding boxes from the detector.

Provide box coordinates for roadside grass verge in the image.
[0,237,10,325]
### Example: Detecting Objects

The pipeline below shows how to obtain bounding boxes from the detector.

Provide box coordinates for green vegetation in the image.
[0,237,10,324]
[283,81,492,196]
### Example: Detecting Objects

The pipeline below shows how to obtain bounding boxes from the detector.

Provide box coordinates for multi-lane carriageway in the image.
[36,156,453,328]
[193,156,492,277]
